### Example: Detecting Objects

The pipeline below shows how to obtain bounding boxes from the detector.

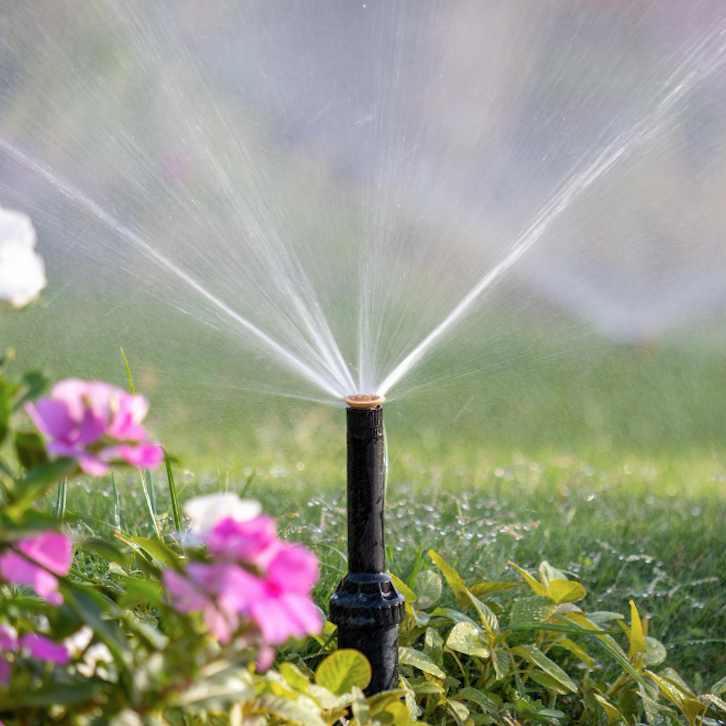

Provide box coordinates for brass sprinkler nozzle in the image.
[344,393,385,409]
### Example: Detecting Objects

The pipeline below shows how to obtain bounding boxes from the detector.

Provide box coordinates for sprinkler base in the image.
[330,572,405,694]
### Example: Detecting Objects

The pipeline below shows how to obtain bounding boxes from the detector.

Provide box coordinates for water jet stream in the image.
[377,25,726,397]
[0,137,345,399]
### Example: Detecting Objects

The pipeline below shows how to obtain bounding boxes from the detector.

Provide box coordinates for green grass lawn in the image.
[15,310,726,686]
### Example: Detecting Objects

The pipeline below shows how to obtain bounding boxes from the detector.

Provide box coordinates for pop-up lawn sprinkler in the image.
[329,394,405,694]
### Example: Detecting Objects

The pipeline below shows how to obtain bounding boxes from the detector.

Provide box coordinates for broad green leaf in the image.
[548,579,586,604]
[645,669,686,709]
[431,607,478,627]
[316,649,371,695]
[424,626,444,665]
[491,647,512,680]
[468,581,521,599]
[82,537,128,567]
[367,689,412,716]
[407,677,445,695]
[661,667,695,697]
[429,550,469,608]
[399,676,422,721]
[529,671,571,696]
[644,636,667,666]
[446,699,470,726]
[457,686,499,714]
[350,685,371,724]
[509,595,557,624]
[466,590,499,638]
[280,662,310,692]
[513,645,577,694]
[446,622,490,658]
[5,682,98,707]
[711,675,726,695]
[538,561,568,587]
[257,694,327,726]
[389,571,417,604]
[628,600,647,662]
[414,569,442,609]
[508,562,549,597]
[398,646,446,679]
[703,693,726,714]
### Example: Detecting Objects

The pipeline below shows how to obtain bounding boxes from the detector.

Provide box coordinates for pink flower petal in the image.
[20,633,70,665]
[18,532,72,575]
[267,544,319,595]
[205,516,278,563]
[117,443,163,468]
[0,625,17,651]
[0,550,61,603]
[25,399,74,440]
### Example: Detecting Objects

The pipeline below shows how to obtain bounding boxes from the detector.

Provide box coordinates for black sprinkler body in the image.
[330,396,405,694]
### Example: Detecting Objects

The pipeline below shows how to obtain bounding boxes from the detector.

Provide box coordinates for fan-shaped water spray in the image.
[1,0,726,430]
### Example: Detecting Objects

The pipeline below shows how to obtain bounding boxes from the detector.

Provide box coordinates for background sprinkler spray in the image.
[330,394,404,694]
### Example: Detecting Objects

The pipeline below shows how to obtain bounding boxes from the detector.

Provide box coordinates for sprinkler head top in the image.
[344,393,385,409]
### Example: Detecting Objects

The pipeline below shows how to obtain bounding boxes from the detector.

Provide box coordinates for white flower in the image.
[65,626,94,654]
[0,206,46,308]
[183,493,261,533]
[77,642,114,679]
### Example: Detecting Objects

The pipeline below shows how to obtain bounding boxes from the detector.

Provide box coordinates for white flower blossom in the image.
[183,492,261,533]
[0,206,46,308]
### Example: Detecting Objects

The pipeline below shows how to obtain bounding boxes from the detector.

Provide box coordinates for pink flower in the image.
[163,564,249,643]
[19,633,70,665]
[0,532,72,605]
[247,545,322,644]
[26,379,163,476]
[164,515,321,647]
[205,516,278,565]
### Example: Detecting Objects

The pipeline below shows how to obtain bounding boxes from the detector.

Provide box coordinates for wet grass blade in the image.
[165,451,183,537]
[54,477,67,521]
[138,467,160,539]
[111,469,122,532]
[120,347,135,394]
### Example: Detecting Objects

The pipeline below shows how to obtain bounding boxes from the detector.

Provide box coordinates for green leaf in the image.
[703,693,726,714]
[414,569,442,609]
[165,452,183,537]
[513,645,578,694]
[510,595,557,624]
[259,695,328,726]
[315,649,371,695]
[628,600,647,662]
[466,590,499,637]
[529,671,571,696]
[14,430,49,470]
[644,636,667,666]
[468,581,521,599]
[446,698,470,726]
[429,550,469,609]
[389,571,417,604]
[280,662,310,692]
[538,561,568,587]
[548,579,586,604]
[128,536,181,568]
[457,686,499,714]
[351,685,371,724]
[446,622,490,658]
[491,647,513,680]
[711,675,726,695]
[424,627,444,665]
[551,637,595,668]
[398,646,446,679]
[508,562,549,597]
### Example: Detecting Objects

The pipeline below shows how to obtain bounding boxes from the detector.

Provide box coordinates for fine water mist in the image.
[1,0,726,454]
